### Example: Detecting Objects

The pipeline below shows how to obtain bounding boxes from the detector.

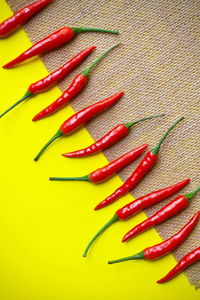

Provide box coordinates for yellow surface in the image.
[0,1,199,299]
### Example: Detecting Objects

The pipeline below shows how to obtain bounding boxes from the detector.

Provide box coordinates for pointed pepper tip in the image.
[144,143,149,148]
[156,279,163,284]
[122,236,127,243]
[2,61,14,69]
[32,115,39,122]
[94,203,103,210]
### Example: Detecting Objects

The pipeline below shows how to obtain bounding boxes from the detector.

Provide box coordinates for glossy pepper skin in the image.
[95,117,184,210]
[0,0,52,37]
[0,46,95,118]
[122,186,200,242]
[96,151,157,210]
[157,246,200,283]
[29,46,96,94]
[115,179,190,220]
[3,27,118,68]
[33,74,87,121]
[108,211,200,264]
[82,179,190,257]
[144,211,200,260]
[60,92,123,134]
[33,92,123,161]
[89,145,147,183]
[32,44,119,121]
[49,144,148,183]
[63,115,164,158]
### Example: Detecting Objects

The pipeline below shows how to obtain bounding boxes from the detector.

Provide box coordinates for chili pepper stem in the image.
[81,44,120,77]
[184,186,200,200]
[108,251,145,264]
[152,116,184,155]
[83,214,118,257]
[49,175,90,181]
[125,114,165,129]
[34,129,63,161]
[72,27,118,35]
[0,90,32,118]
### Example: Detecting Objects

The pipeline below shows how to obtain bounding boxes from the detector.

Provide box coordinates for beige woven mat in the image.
[7,0,200,288]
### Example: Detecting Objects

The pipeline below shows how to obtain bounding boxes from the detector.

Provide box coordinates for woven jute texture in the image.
[7,0,200,288]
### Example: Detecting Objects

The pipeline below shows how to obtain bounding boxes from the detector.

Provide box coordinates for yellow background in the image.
[0,1,199,299]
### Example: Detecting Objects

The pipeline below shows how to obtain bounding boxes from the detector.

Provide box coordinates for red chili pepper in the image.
[122,186,200,242]
[0,46,95,118]
[157,246,200,283]
[115,179,190,220]
[82,179,190,257]
[3,27,118,68]
[49,144,148,183]
[34,92,123,161]
[95,117,184,210]
[108,211,200,264]
[32,44,119,121]
[63,115,164,158]
[0,0,52,37]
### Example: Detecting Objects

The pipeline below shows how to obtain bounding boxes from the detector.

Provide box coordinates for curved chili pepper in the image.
[34,92,123,161]
[122,186,200,242]
[49,144,148,183]
[157,246,200,283]
[115,179,190,220]
[82,179,190,257]
[3,27,118,69]
[63,115,164,158]
[0,0,52,37]
[95,117,184,210]
[0,46,95,118]
[32,44,119,121]
[108,211,200,264]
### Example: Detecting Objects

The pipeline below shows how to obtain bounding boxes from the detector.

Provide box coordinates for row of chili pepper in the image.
[1,0,199,285]
[45,112,200,283]
[0,43,121,119]
[76,117,199,282]
[43,110,200,283]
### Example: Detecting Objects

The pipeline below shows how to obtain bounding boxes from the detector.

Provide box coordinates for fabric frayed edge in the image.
[194,281,200,290]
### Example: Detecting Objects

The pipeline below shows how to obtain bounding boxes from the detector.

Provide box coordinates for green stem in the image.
[0,90,32,118]
[83,214,118,257]
[81,44,120,77]
[125,114,165,130]
[72,27,118,35]
[34,129,63,161]
[108,251,145,264]
[49,174,90,182]
[185,186,200,201]
[152,116,184,155]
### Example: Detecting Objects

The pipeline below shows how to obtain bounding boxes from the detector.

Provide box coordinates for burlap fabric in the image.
[7,0,200,288]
